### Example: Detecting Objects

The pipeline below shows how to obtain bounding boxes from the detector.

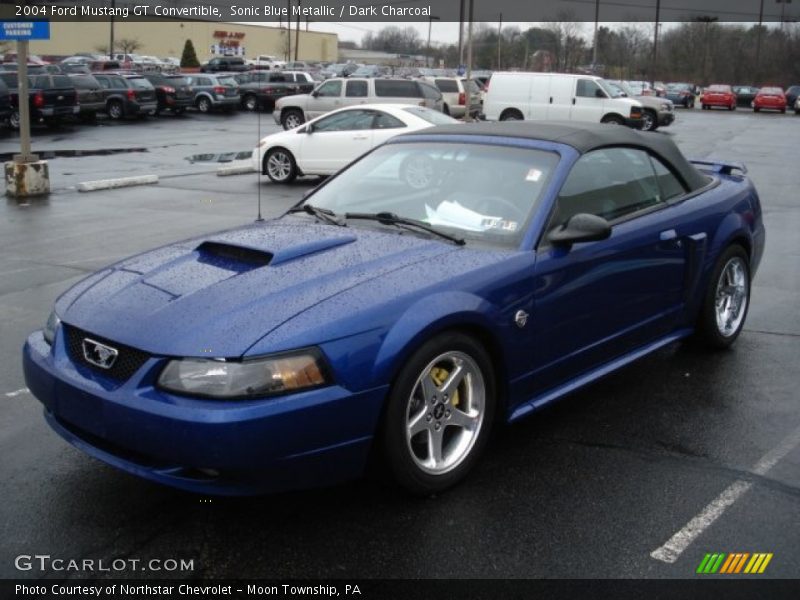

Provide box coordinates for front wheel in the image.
[264,147,297,184]
[694,245,751,349]
[641,110,657,131]
[382,332,496,495]
[281,108,304,130]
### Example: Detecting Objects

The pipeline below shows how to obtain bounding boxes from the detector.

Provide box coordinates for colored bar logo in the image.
[696,553,773,574]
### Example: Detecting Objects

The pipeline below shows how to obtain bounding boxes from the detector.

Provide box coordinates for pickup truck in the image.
[247,55,286,70]
[238,71,315,111]
[0,72,78,128]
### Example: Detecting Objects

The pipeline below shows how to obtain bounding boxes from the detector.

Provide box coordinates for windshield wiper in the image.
[344,212,465,246]
[288,204,346,227]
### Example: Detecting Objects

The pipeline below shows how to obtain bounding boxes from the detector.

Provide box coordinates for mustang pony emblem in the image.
[82,338,119,369]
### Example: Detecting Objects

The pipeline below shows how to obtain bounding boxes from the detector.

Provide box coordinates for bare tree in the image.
[117,38,142,54]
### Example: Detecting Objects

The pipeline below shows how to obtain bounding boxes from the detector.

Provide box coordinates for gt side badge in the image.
[514,310,529,328]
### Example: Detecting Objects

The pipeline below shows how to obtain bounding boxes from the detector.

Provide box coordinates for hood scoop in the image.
[196,241,273,269]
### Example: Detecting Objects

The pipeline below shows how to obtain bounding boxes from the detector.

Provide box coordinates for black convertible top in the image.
[404,121,710,192]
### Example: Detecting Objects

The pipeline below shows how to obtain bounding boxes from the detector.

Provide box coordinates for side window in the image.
[312,110,374,132]
[345,80,368,97]
[373,111,405,129]
[649,156,686,200]
[576,79,603,98]
[316,80,342,97]
[110,77,126,89]
[434,79,459,93]
[551,148,665,227]
[95,77,110,89]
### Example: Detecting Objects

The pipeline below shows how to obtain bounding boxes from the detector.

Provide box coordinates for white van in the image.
[484,72,644,128]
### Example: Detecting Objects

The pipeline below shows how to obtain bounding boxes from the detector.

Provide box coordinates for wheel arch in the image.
[373,293,511,419]
[600,111,626,123]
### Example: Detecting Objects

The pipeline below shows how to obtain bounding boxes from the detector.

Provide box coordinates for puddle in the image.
[0,147,148,162]
[185,151,252,164]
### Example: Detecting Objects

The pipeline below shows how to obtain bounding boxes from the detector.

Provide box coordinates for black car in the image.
[0,72,78,129]
[68,73,107,120]
[238,71,302,111]
[732,86,759,108]
[142,72,194,115]
[0,77,11,122]
[200,57,248,73]
[92,73,158,120]
[786,85,800,109]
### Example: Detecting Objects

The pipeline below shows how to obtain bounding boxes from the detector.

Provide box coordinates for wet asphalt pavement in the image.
[0,107,798,580]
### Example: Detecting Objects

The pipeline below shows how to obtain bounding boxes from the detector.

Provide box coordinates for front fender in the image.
[372,291,504,385]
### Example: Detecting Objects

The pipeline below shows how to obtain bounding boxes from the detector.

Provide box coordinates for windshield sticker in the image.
[525,168,542,182]
[425,201,518,233]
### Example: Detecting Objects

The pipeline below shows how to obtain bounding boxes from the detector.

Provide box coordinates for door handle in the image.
[659,229,677,241]
[572,97,576,105]
[549,96,553,104]
[352,135,368,140]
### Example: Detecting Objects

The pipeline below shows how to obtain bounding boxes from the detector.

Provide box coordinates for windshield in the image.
[301,142,559,248]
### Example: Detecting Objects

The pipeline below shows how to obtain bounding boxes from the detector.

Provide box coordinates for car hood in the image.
[275,93,311,109]
[634,95,672,109]
[56,218,457,357]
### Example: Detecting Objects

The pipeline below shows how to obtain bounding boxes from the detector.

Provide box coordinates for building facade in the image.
[28,21,338,62]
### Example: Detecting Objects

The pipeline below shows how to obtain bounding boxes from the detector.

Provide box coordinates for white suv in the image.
[274,78,444,129]
[421,76,482,118]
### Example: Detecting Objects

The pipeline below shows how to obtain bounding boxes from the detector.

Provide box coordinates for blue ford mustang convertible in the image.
[23,122,765,495]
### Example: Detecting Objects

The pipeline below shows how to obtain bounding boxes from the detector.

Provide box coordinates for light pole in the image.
[652,0,661,86]
[109,0,115,59]
[427,15,440,68]
[592,0,600,68]
[458,0,466,66]
[497,13,502,69]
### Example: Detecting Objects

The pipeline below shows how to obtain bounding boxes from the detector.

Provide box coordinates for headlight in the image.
[157,349,330,399]
[43,310,60,345]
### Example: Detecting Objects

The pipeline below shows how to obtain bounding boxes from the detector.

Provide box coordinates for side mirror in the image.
[311,90,319,97]
[548,213,611,247]
[304,124,314,134]
[595,89,606,98]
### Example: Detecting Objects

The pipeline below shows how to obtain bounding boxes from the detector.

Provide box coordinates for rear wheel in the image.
[281,108,304,130]
[601,114,624,125]
[263,147,297,184]
[196,96,212,113]
[8,110,20,129]
[382,332,496,495]
[499,109,523,121]
[107,100,123,120]
[694,245,751,349]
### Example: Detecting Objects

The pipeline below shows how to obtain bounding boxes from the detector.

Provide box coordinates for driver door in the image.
[526,147,689,396]
[306,79,343,119]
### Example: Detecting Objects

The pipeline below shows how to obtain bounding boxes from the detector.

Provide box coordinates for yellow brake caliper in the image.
[430,367,460,408]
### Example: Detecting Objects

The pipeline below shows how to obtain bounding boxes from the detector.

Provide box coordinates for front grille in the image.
[63,324,150,381]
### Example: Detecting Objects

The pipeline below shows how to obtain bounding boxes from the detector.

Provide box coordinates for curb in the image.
[217,164,257,176]
[77,175,159,192]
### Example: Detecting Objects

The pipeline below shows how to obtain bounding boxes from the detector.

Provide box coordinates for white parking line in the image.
[651,423,800,563]
[5,388,30,398]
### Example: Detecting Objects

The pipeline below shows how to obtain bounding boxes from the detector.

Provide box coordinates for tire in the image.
[601,114,624,125]
[729,104,735,111]
[281,108,304,130]
[107,100,123,120]
[701,104,707,110]
[263,147,297,184]
[754,107,760,113]
[8,110,20,130]
[442,104,450,116]
[173,107,186,115]
[694,245,751,349]
[196,96,212,113]
[641,110,657,131]
[780,108,786,114]
[243,94,258,111]
[382,332,496,495]
[499,109,523,121]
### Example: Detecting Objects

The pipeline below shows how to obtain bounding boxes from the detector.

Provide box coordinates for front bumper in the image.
[273,107,283,124]
[657,111,675,126]
[23,330,387,495]
[624,116,644,129]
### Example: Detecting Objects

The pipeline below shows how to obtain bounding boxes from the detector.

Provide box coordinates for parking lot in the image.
[1,107,798,579]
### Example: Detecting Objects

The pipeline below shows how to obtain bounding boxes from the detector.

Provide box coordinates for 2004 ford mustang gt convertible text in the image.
[24,122,765,496]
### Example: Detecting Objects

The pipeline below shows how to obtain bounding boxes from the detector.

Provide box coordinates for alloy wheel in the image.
[715,256,749,337]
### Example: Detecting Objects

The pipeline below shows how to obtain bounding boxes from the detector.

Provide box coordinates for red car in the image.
[701,84,737,110]
[753,87,786,113]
